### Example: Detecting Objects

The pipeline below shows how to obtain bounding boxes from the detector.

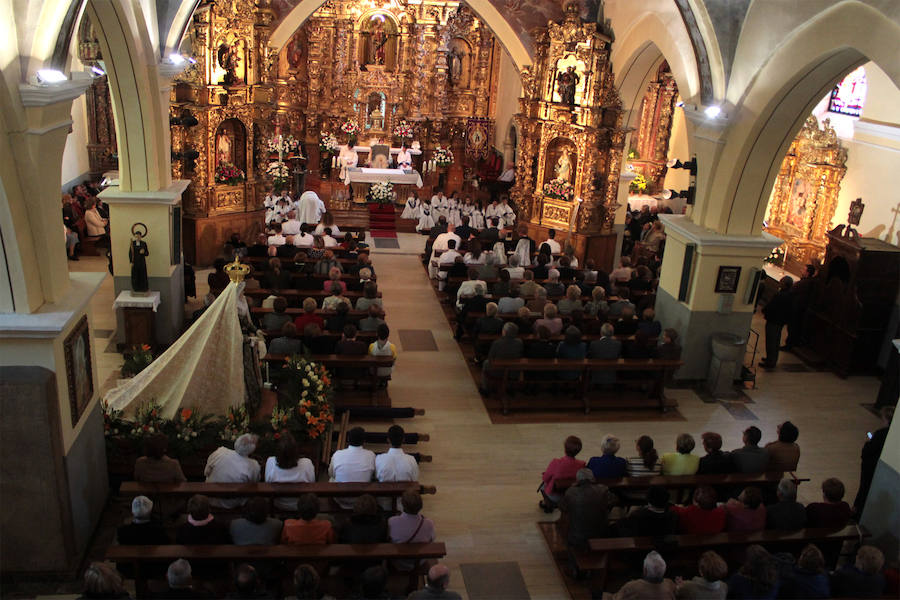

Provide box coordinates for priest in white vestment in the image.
[338,144,358,180]
[397,145,413,169]
[428,226,461,279]
[296,191,326,226]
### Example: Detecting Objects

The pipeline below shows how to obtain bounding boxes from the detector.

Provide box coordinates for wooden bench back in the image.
[120,481,433,498]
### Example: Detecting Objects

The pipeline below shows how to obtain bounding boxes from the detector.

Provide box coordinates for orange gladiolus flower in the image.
[181,408,193,421]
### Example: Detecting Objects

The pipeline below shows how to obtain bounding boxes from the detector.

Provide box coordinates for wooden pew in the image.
[120,480,435,501]
[552,471,809,497]
[246,289,380,307]
[264,354,395,405]
[579,525,867,592]
[251,307,370,318]
[488,357,683,414]
[107,542,447,598]
[333,406,425,420]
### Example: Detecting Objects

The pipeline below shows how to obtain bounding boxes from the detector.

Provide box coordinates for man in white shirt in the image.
[281,211,302,237]
[376,425,419,510]
[322,229,339,248]
[434,239,462,287]
[542,229,561,255]
[267,223,286,247]
[428,225,462,279]
[329,427,376,509]
[204,434,261,508]
[457,268,487,309]
[498,164,515,182]
[292,223,315,248]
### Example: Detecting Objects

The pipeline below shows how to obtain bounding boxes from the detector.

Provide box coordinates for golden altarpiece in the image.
[168,0,502,263]
[628,62,679,193]
[511,2,625,266]
[764,115,848,275]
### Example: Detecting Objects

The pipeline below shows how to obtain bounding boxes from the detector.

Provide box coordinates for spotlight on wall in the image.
[704,105,722,119]
[35,69,68,84]
[666,157,697,176]
[675,100,685,108]
[90,65,106,77]
[167,53,186,65]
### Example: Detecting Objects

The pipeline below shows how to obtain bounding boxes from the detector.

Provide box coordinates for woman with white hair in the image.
[586,434,627,479]
[613,551,675,599]
[204,433,261,509]
[116,495,169,546]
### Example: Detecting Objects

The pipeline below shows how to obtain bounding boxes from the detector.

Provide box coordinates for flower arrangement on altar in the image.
[392,119,414,139]
[433,146,454,167]
[543,178,575,201]
[629,173,648,194]
[266,134,301,158]
[221,404,250,442]
[319,131,339,155]
[271,355,335,440]
[215,162,246,186]
[340,119,361,137]
[367,180,395,205]
[764,245,786,266]
[266,161,292,191]
[121,344,154,377]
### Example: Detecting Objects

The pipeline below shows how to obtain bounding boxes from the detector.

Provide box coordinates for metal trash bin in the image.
[707,333,747,398]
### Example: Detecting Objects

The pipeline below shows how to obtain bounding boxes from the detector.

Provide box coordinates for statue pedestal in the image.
[113,291,160,350]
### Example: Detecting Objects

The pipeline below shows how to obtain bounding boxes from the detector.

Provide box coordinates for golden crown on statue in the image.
[225,258,250,283]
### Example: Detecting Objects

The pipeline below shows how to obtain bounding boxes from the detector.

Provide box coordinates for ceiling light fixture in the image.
[35,69,68,84]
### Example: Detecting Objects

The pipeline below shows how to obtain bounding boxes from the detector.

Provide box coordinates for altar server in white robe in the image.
[470,202,486,230]
[431,192,447,221]
[338,143,358,181]
[428,226,461,279]
[498,198,516,228]
[281,211,302,237]
[416,199,435,232]
[297,190,327,226]
[396,145,413,169]
[447,195,462,227]
[485,198,501,221]
[400,192,420,220]
[492,240,508,265]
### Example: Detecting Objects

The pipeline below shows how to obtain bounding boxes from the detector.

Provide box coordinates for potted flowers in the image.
[266,161,292,192]
[543,178,575,201]
[433,146,454,168]
[121,344,153,378]
[266,134,301,159]
[367,180,395,205]
[215,162,246,186]
[629,173,648,194]
[340,119,361,141]
[392,119,414,145]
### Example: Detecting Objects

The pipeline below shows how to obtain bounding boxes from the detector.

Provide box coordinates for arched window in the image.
[828,66,866,118]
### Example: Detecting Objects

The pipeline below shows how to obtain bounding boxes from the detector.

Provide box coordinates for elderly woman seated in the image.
[322,266,347,294]
[322,282,352,311]
[355,281,382,311]
[557,285,584,315]
[535,303,563,336]
[586,434,627,479]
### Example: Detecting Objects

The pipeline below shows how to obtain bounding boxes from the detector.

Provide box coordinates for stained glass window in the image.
[828,66,866,117]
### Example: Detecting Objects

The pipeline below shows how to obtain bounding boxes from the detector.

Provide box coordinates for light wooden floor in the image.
[70,234,887,600]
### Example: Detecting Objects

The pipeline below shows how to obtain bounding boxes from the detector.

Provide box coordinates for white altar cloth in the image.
[342,167,423,188]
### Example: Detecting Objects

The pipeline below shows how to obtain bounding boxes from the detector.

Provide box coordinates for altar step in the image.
[368,203,397,239]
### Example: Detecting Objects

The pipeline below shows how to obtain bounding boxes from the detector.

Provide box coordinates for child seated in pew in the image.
[368,324,397,379]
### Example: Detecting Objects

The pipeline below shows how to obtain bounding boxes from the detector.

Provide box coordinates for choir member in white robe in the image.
[470,203,486,230]
[485,199,500,221]
[447,196,462,227]
[432,193,447,221]
[416,200,435,233]
[492,240,508,265]
[400,193,420,220]
[499,199,516,228]
[296,191,327,226]
[512,236,533,267]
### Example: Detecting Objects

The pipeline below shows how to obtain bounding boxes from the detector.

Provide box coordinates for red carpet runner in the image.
[368,203,397,238]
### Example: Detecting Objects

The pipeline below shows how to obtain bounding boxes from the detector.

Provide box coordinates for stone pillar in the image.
[655,214,781,381]
[101,180,191,346]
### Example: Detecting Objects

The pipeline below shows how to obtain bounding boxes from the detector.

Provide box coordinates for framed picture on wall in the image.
[715,266,742,294]
[63,315,94,428]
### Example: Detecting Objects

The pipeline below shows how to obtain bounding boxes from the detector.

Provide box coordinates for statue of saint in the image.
[448,47,463,87]
[555,148,573,183]
[371,21,387,66]
[218,42,239,86]
[216,131,233,166]
[557,65,580,107]
[129,229,150,294]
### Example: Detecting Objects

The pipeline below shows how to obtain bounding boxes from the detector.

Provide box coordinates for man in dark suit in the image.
[479,217,501,244]
[481,321,523,393]
[766,478,807,530]
[785,264,816,350]
[760,276,793,369]
[455,216,474,244]
[588,323,621,386]
[697,431,733,475]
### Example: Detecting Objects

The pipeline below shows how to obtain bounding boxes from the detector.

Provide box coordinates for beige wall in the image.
[494,48,521,162]
[61,93,90,188]
[663,103,691,195]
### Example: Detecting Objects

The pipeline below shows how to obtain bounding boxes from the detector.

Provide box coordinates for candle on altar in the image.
[331,156,336,168]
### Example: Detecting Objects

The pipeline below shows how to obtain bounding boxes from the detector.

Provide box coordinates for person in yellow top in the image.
[661,433,700,475]
[368,323,398,378]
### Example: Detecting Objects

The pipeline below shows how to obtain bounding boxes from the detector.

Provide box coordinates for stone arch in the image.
[268,0,532,71]
[699,2,900,236]
[83,0,172,192]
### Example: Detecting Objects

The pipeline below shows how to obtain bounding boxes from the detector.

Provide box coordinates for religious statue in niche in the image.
[217,41,241,86]
[555,148,573,183]
[448,47,464,87]
[557,66,580,107]
[216,130,233,167]
[129,223,150,294]
[360,15,397,71]
[285,34,303,71]
[787,178,812,230]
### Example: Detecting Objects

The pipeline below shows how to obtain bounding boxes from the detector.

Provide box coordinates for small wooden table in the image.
[113,290,160,349]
